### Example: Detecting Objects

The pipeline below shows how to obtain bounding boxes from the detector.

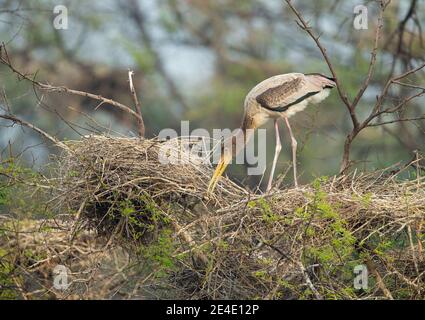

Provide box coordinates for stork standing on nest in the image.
[208,73,336,193]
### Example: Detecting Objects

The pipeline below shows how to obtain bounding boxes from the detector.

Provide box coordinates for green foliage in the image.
[252,270,271,281]
[139,228,176,277]
[107,191,173,241]
[114,193,177,277]
[120,200,146,236]
[0,249,19,299]
[0,188,7,207]
[299,177,359,298]
[0,159,51,219]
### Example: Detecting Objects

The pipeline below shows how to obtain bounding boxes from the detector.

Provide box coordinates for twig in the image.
[365,257,394,300]
[367,115,425,127]
[368,63,425,119]
[128,70,145,137]
[265,241,323,299]
[0,113,68,150]
[351,1,388,110]
[297,260,323,300]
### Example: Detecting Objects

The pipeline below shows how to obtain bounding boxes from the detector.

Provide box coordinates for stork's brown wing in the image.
[256,76,319,112]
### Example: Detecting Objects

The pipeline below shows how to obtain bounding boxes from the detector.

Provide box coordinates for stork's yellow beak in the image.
[208,154,232,193]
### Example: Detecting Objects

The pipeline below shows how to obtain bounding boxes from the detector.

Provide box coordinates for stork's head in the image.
[208,129,247,193]
[207,136,237,193]
[305,73,336,89]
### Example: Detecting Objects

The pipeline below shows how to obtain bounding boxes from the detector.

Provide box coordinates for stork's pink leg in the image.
[283,116,298,188]
[266,119,282,192]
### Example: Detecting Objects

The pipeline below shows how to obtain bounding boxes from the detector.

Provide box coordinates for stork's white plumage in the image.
[208,72,336,193]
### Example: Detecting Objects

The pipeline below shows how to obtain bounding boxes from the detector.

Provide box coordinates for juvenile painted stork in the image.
[208,72,336,193]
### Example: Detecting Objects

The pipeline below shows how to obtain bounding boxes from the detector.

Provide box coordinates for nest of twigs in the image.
[35,135,425,299]
[55,135,246,240]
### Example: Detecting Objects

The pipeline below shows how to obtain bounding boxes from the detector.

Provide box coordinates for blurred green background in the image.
[0,0,424,189]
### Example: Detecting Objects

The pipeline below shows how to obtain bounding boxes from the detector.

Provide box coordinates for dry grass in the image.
[1,135,425,299]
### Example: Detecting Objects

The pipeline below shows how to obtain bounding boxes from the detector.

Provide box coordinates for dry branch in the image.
[128,70,145,137]
[284,0,355,125]
[0,113,68,150]
[0,43,144,129]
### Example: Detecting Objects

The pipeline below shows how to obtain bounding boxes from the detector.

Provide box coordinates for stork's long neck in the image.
[230,114,256,157]
[208,114,256,193]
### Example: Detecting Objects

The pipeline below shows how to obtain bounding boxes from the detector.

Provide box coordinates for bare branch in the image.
[351,1,388,110]
[369,62,425,119]
[128,70,145,138]
[393,81,425,90]
[0,113,68,150]
[367,115,425,127]
[284,0,357,128]
[0,43,144,129]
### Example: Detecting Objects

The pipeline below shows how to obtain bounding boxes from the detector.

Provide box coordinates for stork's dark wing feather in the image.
[256,76,320,112]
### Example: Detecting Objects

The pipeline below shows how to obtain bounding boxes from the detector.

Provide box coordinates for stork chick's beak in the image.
[208,153,232,193]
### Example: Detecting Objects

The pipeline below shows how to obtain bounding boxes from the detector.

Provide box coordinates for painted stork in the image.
[208,72,336,193]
